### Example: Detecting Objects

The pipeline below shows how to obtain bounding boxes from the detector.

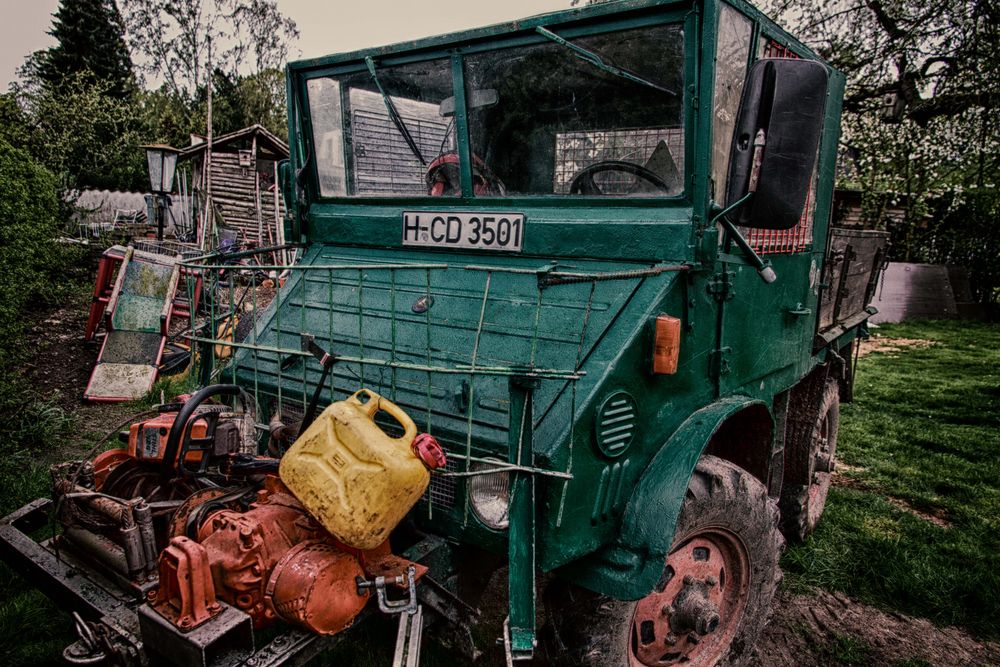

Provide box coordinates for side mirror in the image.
[725,58,829,230]
[439,88,499,117]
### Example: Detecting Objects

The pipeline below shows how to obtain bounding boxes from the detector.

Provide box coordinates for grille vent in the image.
[427,458,459,509]
[595,391,638,458]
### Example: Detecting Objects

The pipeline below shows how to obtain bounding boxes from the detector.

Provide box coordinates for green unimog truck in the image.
[0,0,888,665]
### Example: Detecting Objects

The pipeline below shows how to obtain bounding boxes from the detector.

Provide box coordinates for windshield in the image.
[305,22,685,199]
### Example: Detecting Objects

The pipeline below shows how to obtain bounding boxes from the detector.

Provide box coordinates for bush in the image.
[0,138,81,450]
[888,189,1000,307]
[0,139,68,361]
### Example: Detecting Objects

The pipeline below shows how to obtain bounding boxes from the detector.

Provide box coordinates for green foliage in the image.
[207,69,288,141]
[0,94,31,152]
[139,68,288,149]
[36,0,134,100]
[899,190,1000,304]
[0,137,81,446]
[783,321,1000,639]
[819,633,872,665]
[120,0,298,109]
[14,71,148,191]
[0,138,69,355]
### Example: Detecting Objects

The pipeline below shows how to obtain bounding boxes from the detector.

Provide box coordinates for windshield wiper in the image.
[535,26,676,96]
[365,56,427,165]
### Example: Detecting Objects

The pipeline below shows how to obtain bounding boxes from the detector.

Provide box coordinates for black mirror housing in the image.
[725,58,829,230]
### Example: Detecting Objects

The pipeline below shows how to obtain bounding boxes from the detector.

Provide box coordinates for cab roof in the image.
[287,0,819,74]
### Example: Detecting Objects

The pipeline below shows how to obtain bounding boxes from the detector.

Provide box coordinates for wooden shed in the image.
[179,124,289,248]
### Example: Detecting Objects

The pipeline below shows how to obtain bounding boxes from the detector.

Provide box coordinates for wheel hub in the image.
[667,576,721,636]
[629,530,751,666]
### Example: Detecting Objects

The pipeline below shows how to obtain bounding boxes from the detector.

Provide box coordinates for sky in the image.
[1,0,573,90]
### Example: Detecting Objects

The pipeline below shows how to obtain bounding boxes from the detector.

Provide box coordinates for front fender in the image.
[555,396,769,599]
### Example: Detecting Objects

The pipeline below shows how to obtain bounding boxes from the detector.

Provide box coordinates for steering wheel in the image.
[569,160,672,195]
[427,152,505,196]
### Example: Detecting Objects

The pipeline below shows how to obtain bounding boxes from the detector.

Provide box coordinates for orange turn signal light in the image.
[652,315,681,375]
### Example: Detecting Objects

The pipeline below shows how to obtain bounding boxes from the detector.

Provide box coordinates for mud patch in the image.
[858,336,935,357]
[756,587,1000,666]
[832,469,951,528]
[884,496,951,528]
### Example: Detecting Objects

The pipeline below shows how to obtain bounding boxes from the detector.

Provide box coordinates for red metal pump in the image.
[150,475,419,635]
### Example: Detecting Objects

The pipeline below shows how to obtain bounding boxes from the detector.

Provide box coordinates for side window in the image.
[710,5,753,202]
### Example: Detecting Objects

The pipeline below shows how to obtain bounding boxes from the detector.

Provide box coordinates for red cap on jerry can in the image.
[412,433,447,470]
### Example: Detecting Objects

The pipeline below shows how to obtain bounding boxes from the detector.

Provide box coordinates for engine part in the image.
[148,475,427,637]
[266,541,368,634]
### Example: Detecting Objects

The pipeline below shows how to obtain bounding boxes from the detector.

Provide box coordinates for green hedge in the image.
[0,138,78,448]
[889,190,1000,307]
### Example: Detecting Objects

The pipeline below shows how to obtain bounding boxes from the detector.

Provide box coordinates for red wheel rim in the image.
[629,529,751,666]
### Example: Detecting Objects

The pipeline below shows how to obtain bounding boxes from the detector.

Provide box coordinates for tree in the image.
[13,70,148,191]
[760,0,1000,304]
[204,68,288,140]
[0,94,32,152]
[761,0,998,190]
[120,0,298,110]
[36,0,134,99]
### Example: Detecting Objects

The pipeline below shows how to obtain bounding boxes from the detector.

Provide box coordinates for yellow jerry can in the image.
[279,388,444,549]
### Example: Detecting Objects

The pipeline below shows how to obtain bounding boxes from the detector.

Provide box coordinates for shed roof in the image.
[179,124,289,161]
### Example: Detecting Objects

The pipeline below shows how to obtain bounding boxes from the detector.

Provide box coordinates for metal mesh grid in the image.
[351,108,451,195]
[553,127,684,194]
[428,458,459,510]
[742,40,814,255]
[182,249,625,527]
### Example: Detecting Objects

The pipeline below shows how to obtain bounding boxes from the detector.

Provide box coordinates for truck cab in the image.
[233,0,884,663]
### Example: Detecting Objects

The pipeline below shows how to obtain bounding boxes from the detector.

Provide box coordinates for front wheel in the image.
[544,456,783,666]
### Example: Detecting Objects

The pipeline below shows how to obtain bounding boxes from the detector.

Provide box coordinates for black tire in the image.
[779,379,840,542]
[544,455,783,667]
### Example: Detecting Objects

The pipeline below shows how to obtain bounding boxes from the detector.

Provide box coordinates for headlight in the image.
[468,458,510,530]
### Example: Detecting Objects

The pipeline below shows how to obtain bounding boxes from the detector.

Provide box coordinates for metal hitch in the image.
[356,564,420,615]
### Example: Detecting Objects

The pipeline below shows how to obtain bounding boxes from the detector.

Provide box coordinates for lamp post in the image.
[142,145,179,241]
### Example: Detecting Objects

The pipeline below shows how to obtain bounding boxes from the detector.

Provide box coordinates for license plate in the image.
[402,212,524,252]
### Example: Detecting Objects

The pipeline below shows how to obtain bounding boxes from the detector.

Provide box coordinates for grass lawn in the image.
[783,320,1000,640]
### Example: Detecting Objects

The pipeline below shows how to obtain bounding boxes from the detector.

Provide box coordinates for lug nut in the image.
[699,613,721,635]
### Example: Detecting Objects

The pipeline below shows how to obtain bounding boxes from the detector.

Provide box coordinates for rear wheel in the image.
[780,379,840,542]
[544,456,783,666]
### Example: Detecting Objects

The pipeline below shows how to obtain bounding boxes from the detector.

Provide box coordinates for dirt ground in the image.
[755,588,1000,666]
[22,291,1000,666]
[857,335,935,357]
[25,288,138,461]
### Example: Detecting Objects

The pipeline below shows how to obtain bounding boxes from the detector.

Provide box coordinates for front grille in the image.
[427,458,459,509]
